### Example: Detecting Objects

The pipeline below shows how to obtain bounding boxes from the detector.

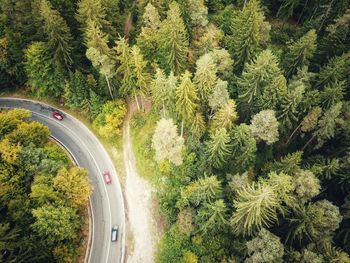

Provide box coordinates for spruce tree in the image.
[229,124,257,173]
[158,1,189,74]
[320,80,346,109]
[190,112,206,140]
[237,50,283,116]
[39,0,73,68]
[175,70,198,134]
[283,29,317,78]
[230,0,270,71]
[76,0,112,36]
[206,128,232,168]
[193,53,217,102]
[230,182,280,236]
[211,99,238,132]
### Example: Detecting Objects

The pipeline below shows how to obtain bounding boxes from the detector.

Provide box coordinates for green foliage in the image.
[176,70,198,125]
[158,1,189,74]
[249,110,279,145]
[211,99,238,132]
[93,99,127,140]
[229,124,257,173]
[32,204,80,243]
[230,0,270,71]
[39,0,73,67]
[237,49,283,116]
[283,29,317,77]
[245,228,284,263]
[293,170,320,203]
[206,128,232,168]
[193,53,217,102]
[230,182,280,236]
[24,42,65,97]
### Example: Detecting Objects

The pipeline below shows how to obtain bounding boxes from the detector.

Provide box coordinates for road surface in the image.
[0,97,125,263]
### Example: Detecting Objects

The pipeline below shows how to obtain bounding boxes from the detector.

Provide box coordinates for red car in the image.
[52,111,64,120]
[103,171,112,184]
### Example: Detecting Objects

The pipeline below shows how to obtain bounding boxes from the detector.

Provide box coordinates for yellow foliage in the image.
[0,139,22,164]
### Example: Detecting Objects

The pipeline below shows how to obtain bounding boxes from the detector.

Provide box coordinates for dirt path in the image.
[123,101,156,263]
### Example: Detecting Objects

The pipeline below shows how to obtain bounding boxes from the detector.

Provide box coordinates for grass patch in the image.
[130,110,158,181]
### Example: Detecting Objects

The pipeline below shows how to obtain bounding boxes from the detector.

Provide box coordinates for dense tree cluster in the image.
[1,0,350,262]
[0,109,91,262]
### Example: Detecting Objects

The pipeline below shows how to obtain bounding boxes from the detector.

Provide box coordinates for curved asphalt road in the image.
[0,98,125,263]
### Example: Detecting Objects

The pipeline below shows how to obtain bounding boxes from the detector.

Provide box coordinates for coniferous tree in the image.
[230,0,270,71]
[115,37,134,96]
[237,50,283,116]
[39,0,73,68]
[195,199,228,235]
[283,29,317,78]
[24,42,65,97]
[193,53,217,102]
[317,51,350,87]
[175,70,198,135]
[206,128,232,168]
[158,1,189,74]
[190,112,206,140]
[278,84,304,134]
[76,0,112,37]
[303,102,344,150]
[320,80,346,109]
[211,99,238,132]
[230,182,280,236]
[229,124,257,173]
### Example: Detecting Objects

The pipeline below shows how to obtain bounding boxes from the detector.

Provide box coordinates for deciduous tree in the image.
[152,118,184,166]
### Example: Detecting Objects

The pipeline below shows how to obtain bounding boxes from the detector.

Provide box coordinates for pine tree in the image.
[211,99,238,132]
[206,128,232,168]
[158,1,189,74]
[237,50,283,116]
[193,53,217,102]
[229,124,257,173]
[249,110,279,145]
[39,0,73,67]
[230,0,270,71]
[283,29,317,78]
[175,70,198,135]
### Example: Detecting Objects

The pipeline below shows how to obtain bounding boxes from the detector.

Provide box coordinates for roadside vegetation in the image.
[1,0,350,262]
[0,109,91,262]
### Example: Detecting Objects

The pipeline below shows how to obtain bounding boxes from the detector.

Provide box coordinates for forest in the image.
[0,0,350,262]
[0,109,92,262]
